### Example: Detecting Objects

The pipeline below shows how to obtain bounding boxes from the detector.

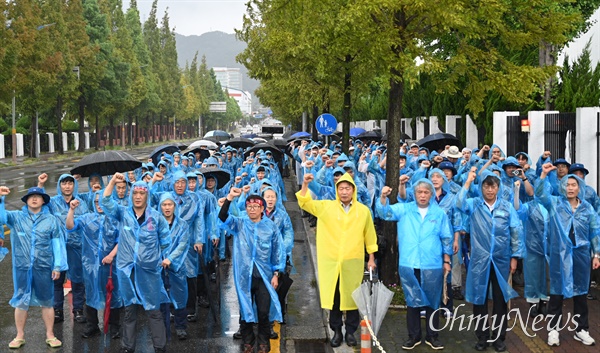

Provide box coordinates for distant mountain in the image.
[175,31,260,97]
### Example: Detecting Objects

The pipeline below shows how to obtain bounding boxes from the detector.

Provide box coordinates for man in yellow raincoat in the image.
[297,172,378,348]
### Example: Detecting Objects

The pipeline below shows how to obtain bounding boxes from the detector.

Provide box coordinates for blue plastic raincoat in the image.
[534,175,600,298]
[456,172,524,305]
[0,201,68,310]
[376,179,452,309]
[46,174,90,283]
[100,182,171,310]
[219,205,285,323]
[159,194,190,309]
[69,191,122,310]
[516,200,549,301]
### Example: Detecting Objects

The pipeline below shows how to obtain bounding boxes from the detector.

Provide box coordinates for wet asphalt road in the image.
[0,146,328,353]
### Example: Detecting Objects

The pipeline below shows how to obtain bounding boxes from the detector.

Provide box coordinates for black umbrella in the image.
[185,148,211,163]
[150,144,180,165]
[244,143,284,162]
[198,167,231,189]
[416,133,463,152]
[381,133,411,142]
[203,136,223,146]
[271,139,288,149]
[175,142,188,150]
[224,137,255,149]
[281,130,297,139]
[204,130,231,141]
[356,130,382,142]
[71,151,142,177]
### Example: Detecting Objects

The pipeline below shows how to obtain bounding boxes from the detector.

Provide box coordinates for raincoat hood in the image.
[559,174,587,200]
[171,171,189,197]
[335,173,357,203]
[428,168,450,194]
[489,144,506,159]
[88,173,105,190]
[57,173,79,198]
[515,152,533,166]
[186,172,199,192]
[479,171,504,198]
[129,181,150,207]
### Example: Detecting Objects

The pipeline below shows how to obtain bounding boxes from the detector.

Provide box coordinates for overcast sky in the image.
[125,0,247,36]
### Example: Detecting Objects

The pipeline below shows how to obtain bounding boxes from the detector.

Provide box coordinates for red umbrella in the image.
[103,264,114,334]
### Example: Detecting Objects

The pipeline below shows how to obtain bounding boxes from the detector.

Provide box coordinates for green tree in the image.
[159,9,183,140]
[143,0,163,142]
[554,41,600,111]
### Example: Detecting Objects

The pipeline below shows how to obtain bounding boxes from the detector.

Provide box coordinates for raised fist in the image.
[70,199,80,209]
[0,186,10,196]
[229,187,242,198]
[381,186,392,198]
[113,172,125,182]
[303,173,314,184]
[38,173,48,185]
[399,175,410,185]
[542,163,556,174]
[325,159,334,168]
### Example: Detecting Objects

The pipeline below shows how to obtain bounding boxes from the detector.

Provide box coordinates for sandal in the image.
[45,337,62,348]
[8,338,25,349]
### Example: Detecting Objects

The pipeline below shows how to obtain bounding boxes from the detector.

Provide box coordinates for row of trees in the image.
[0,0,242,157]
[236,0,600,284]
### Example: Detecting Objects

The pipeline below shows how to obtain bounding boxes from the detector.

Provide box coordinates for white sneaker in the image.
[420,310,426,319]
[574,330,596,346]
[547,330,560,346]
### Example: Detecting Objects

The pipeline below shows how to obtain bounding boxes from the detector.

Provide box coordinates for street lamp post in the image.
[12,91,16,163]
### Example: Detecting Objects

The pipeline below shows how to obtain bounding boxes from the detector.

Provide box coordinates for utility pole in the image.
[12,91,16,163]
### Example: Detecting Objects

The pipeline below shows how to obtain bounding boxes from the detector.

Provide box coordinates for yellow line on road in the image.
[270,321,281,353]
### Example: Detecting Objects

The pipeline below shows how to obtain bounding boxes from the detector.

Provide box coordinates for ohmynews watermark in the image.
[430,304,580,343]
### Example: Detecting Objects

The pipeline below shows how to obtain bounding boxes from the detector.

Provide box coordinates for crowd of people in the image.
[0,135,599,353]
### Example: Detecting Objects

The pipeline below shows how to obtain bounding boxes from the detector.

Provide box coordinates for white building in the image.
[226,87,252,116]
[213,67,243,90]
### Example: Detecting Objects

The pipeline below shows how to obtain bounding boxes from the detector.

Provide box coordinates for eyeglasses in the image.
[246,205,262,210]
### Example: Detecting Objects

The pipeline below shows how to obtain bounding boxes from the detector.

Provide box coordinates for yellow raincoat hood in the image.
[296,173,377,311]
[335,173,358,204]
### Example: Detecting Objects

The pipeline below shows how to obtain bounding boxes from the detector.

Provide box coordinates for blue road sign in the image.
[315,113,337,135]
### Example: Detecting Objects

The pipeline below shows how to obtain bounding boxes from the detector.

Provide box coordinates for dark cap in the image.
[569,163,589,176]
[21,187,50,204]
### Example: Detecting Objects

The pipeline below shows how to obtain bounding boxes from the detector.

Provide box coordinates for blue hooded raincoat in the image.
[456,172,524,305]
[376,179,452,309]
[0,200,68,310]
[535,174,600,298]
[101,181,171,310]
[69,191,122,310]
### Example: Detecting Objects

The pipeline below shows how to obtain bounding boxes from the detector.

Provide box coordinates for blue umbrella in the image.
[241,133,258,138]
[290,131,311,139]
[350,127,366,137]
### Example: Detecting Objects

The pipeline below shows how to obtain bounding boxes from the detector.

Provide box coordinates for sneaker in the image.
[591,281,598,288]
[452,288,464,300]
[547,330,560,347]
[474,340,488,351]
[586,293,597,300]
[492,339,506,352]
[74,309,86,323]
[402,337,421,350]
[233,327,242,339]
[186,313,197,322]
[425,337,444,350]
[54,309,64,323]
[420,310,426,319]
[176,329,188,340]
[198,296,210,308]
[443,308,453,319]
[574,330,596,346]
[81,326,100,338]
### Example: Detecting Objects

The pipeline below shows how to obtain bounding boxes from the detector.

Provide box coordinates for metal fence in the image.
[544,112,576,162]
[506,115,529,156]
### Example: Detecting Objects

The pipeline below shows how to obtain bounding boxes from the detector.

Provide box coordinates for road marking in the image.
[271,321,281,353]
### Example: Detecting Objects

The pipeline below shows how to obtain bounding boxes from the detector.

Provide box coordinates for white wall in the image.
[527,111,558,163]
[429,116,442,134]
[465,115,478,148]
[492,111,519,153]
[0,134,4,159]
[415,117,425,140]
[445,115,460,136]
[576,107,600,191]
[16,133,24,156]
[46,133,54,153]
